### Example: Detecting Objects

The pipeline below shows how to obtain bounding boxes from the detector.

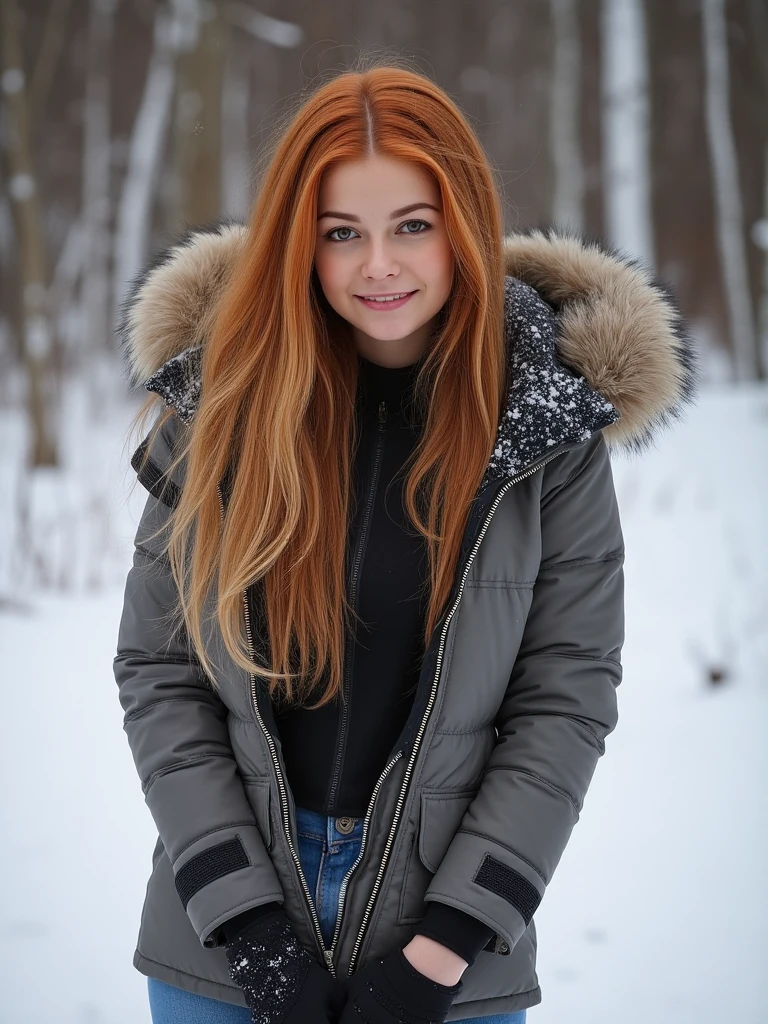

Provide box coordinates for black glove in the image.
[223,904,344,1024]
[339,946,463,1024]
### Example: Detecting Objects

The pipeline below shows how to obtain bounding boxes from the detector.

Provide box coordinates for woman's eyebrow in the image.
[317,202,440,222]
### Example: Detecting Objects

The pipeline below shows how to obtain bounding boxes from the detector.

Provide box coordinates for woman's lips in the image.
[355,290,416,311]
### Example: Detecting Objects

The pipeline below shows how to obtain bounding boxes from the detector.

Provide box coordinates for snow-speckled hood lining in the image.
[117,219,699,483]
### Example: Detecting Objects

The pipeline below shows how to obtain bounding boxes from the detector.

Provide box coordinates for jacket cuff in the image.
[217,901,284,945]
[413,902,496,967]
[169,824,284,948]
[424,831,545,955]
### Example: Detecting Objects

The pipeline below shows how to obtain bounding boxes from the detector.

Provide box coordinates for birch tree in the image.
[171,0,224,227]
[222,4,303,219]
[600,0,654,266]
[549,0,584,233]
[28,0,72,123]
[81,0,117,409]
[112,3,186,316]
[702,0,758,380]
[751,0,768,381]
[756,156,768,380]
[0,0,57,466]
[747,0,768,381]
[220,24,250,220]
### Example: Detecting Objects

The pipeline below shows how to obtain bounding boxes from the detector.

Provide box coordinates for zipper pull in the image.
[379,400,387,424]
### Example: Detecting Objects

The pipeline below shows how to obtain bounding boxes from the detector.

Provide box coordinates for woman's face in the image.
[314,154,454,367]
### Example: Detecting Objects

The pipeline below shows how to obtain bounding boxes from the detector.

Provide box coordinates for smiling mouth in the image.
[355,290,417,308]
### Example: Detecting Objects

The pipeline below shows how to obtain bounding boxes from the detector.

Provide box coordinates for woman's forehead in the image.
[317,156,440,213]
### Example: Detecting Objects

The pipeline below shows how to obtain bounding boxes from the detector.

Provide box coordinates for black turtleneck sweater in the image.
[221,352,495,966]
[272,352,430,817]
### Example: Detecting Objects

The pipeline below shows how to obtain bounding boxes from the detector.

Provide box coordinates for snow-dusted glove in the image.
[339,946,463,1024]
[224,905,343,1023]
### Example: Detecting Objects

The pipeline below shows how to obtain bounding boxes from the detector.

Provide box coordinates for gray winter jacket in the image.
[114,222,697,1019]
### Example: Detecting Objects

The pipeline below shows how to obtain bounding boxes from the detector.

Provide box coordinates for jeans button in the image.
[335,816,355,835]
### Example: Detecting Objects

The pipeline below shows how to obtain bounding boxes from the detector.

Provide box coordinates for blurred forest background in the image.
[1,0,768,592]
[2,5,767,1023]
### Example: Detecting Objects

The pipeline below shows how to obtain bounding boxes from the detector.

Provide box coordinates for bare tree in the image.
[747,0,768,380]
[222,3,304,220]
[600,0,654,265]
[81,0,118,409]
[224,2,303,48]
[171,0,224,227]
[221,20,250,220]
[702,0,758,380]
[28,0,73,123]
[757,152,768,378]
[0,0,57,466]
[112,3,183,316]
[550,0,584,233]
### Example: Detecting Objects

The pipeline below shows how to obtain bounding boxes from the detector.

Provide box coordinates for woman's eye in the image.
[399,219,430,234]
[325,219,432,243]
[326,226,358,242]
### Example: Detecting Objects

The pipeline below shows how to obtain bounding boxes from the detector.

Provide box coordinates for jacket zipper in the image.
[216,439,573,975]
[345,443,574,973]
[328,748,403,956]
[326,399,388,812]
[215,483,336,974]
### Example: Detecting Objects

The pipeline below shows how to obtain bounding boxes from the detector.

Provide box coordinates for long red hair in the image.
[136,61,506,708]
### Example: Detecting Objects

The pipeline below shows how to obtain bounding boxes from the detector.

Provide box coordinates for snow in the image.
[1,383,766,1024]
[532,382,768,1022]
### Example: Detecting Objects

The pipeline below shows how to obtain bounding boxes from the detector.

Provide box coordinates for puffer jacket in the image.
[114,221,698,1019]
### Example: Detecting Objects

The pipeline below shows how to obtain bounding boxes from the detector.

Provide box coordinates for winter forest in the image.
[1,1,766,1022]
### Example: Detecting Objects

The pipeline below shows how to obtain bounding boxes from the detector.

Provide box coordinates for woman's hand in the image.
[224,906,343,1023]
[338,945,463,1024]
[402,934,469,986]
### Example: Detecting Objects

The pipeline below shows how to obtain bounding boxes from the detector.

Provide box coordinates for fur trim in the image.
[136,277,622,490]
[117,217,247,385]
[503,228,700,454]
[118,219,699,460]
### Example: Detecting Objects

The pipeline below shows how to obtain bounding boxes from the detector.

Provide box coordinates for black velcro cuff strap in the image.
[472,853,541,925]
[175,835,250,909]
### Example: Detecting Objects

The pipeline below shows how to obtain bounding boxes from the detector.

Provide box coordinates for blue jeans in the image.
[147,805,527,1024]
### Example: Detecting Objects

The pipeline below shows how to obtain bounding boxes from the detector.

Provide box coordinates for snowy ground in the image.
[1,382,766,1024]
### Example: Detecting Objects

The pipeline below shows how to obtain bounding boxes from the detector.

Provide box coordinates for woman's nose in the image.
[361,241,399,279]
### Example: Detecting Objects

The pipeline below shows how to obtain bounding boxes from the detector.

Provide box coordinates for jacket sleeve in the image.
[422,430,625,954]
[114,419,284,949]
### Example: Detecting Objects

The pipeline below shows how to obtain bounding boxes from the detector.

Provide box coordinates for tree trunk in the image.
[550,0,584,233]
[755,142,768,381]
[0,0,57,467]
[221,16,251,221]
[747,0,768,380]
[112,5,179,321]
[28,0,73,123]
[600,0,654,265]
[81,0,117,410]
[172,0,224,227]
[702,0,758,380]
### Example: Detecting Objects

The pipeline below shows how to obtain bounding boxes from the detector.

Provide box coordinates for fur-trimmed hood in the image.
[118,219,699,485]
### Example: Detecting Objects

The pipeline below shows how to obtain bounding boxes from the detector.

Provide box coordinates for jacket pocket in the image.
[397,788,476,924]
[241,776,273,853]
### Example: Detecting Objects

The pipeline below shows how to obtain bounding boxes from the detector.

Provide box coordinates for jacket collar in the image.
[118,220,699,485]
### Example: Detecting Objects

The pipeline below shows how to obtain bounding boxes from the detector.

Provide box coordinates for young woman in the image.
[115,64,697,1024]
